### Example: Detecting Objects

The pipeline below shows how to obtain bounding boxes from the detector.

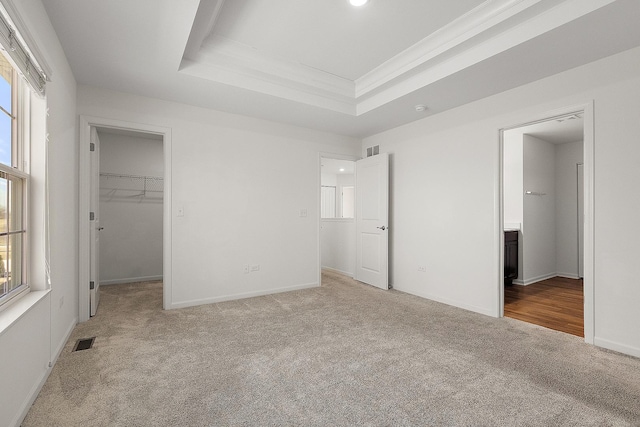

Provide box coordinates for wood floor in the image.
[504,276,584,337]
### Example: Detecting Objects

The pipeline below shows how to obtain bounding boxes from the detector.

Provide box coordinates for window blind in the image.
[0,3,46,96]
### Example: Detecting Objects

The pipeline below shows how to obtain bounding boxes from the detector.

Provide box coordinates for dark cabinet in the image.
[504,230,518,285]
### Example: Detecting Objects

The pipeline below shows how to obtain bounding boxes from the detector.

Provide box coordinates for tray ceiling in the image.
[43,0,640,137]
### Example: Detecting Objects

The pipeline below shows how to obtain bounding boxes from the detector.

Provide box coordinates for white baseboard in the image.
[51,317,77,364]
[321,266,354,277]
[520,272,558,286]
[393,285,495,318]
[170,282,319,310]
[594,336,640,358]
[101,275,163,285]
[556,273,581,280]
[13,316,76,427]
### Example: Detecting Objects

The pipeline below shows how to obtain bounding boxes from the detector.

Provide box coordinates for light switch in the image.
[177,207,184,217]
[300,208,307,217]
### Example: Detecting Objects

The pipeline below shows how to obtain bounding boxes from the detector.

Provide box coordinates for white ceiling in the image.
[520,114,584,145]
[42,0,640,138]
[321,158,355,176]
[506,113,584,145]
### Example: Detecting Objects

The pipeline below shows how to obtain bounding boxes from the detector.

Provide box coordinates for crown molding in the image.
[180,0,620,116]
[355,0,542,98]
[183,0,226,59]
[356,0,619,115]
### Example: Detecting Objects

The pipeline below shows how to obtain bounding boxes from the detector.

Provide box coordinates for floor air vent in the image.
[73,337,96,352]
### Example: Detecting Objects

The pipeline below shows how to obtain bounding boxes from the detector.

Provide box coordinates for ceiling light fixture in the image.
[350,0,368,6]
[415,104,428,112]
[339,168,345,172]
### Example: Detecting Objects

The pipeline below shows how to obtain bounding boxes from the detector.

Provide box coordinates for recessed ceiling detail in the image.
[180,0,620,116]
[43,0,640,137]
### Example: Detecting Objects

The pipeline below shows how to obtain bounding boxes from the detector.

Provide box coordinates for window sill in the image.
[0,289,50,337]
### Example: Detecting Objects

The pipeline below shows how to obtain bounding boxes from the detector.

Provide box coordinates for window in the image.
[0,52,28,307]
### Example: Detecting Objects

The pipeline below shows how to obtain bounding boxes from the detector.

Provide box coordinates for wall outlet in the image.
[300,208,308,217]
[243,264,250,274]
[250,264,260,272]
[418,265,426,272]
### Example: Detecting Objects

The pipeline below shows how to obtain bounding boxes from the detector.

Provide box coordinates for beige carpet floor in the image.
[23,271,640,426]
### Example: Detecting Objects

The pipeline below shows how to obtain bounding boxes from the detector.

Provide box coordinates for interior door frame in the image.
[498,101,594,344]
[79,115,172,322]
[317,152,361,287]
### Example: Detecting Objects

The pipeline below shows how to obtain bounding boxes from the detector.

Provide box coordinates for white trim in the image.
[169,282,318,310]
[401,287,496,318]
[517,272,559,286]
[50,315,75,367]
[593,337,640,359]
[0,289,47,336]
[101,276,163,286]
[556,273,581,280]
[79,115,172,322]
[321,266,354,278]
[498,102,595,345]
[11,311,74,427]
[355,0,541,98]
[179,0,617,115]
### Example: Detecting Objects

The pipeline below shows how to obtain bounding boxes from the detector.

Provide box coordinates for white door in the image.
[577,163,584,278]
[355,153,389,289]
[90,127,101,316]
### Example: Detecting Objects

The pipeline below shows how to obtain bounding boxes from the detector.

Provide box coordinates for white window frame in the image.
[0,55,30,310]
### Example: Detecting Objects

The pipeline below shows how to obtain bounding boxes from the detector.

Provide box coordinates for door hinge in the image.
[90,212,95,221]
[90,281,95,290]
[90,142,95,152]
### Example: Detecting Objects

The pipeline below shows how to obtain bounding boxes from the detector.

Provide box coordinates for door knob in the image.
[377,226,387,231]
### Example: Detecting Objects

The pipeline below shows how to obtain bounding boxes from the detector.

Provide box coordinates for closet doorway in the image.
[79,116,172,322]
[500,107,593,339]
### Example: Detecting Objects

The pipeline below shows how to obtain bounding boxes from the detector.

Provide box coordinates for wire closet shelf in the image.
[100,173,163,200]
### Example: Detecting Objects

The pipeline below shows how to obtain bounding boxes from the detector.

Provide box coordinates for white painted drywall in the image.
[555,140,583,278]
[522,135,557,284]
[98,131,163,285]
[0,1,78,426]
[362,46,640,357]
[321,219,356,276]
[503,130,524,228]
[77,85,361,308]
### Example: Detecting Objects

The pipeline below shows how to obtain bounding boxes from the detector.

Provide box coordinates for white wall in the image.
[503,130,524,229]
[556,140,583,278]
[98,131,163,284]
[363,46,640,357]
[522,135,557,284]
[78,85,361,308]
[0,0,78,426]
[321,220,356,276]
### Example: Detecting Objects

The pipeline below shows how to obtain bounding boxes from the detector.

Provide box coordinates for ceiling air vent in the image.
[366,145,380,157]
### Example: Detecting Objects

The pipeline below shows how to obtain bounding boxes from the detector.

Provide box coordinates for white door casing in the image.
[79,115,172,322]
[355,153,389,290]
[577,163,584,278]
[89,127,100,316]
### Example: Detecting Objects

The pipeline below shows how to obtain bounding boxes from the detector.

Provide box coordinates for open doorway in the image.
[501,110,587,337]
[320,157,356,285]
[97,128,164,289]
[79,116,172,322]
